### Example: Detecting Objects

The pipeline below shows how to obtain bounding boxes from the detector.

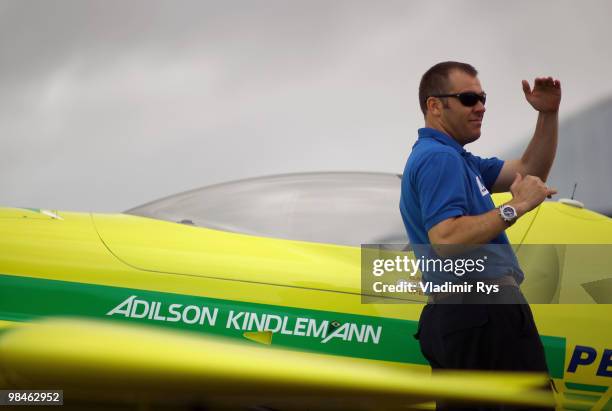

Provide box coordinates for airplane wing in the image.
[0,319,555,410]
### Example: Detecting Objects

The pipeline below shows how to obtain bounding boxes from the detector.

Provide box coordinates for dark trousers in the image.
[415,289,554,410]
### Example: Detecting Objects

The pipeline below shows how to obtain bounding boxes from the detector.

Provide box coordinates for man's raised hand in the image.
[522,77,561,113]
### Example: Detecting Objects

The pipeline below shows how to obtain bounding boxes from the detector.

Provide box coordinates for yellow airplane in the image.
[0,172,610,410]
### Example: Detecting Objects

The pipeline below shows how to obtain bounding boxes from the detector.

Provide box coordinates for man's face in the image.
[439,70,486,145]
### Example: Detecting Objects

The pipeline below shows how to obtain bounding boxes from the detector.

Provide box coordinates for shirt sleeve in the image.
[472,155,504,191]
[413,152,469,231]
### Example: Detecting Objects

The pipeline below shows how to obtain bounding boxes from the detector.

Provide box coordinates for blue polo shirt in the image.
[399,127,524,284]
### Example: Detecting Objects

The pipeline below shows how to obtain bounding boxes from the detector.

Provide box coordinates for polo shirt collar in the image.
[418,127,466,155]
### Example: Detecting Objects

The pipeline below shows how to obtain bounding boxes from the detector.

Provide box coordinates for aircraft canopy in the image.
[125,172,408,246]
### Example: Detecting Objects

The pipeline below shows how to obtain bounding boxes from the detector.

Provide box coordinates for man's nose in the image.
[474,102,486,114]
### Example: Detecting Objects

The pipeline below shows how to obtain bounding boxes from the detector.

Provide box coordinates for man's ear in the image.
[426,97,442,116]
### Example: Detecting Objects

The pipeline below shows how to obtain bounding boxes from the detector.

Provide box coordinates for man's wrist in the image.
[537,109,559,116]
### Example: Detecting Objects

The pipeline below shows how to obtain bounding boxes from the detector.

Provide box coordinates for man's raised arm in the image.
[492,77,561,193]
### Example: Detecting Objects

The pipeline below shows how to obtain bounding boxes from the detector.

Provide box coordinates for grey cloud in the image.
[1,0,612,212]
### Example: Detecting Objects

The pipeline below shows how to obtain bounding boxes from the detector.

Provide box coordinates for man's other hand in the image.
[522,77,561,113]
[508,173,557,216]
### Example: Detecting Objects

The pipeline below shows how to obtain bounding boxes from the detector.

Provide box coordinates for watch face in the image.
[502,206,516,219]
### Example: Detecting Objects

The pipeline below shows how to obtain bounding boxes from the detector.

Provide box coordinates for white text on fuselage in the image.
[106,295,382,345]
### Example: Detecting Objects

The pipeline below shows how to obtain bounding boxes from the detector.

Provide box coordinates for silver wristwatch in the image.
[499,204,518,225]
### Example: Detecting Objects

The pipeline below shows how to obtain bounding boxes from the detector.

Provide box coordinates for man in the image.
[400,61,560,410]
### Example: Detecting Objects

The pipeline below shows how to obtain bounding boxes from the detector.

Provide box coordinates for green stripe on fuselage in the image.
[565,382,609,393]
[0,274,566,377]
[0,274,425,365]
[563,392,600,403]
[541,334,566,381]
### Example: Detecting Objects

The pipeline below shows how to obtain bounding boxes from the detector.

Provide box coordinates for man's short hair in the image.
[419,61,478,115]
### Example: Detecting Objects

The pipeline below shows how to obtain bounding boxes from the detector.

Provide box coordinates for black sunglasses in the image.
[429,92,486,107]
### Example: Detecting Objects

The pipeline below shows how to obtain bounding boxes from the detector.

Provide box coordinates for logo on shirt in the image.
[476,176,489,196]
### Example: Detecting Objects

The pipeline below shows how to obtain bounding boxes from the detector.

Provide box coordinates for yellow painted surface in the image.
[0,319,555,409]
[1,197,611,407]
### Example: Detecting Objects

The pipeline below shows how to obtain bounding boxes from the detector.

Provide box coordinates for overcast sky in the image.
[2,0,612,212]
